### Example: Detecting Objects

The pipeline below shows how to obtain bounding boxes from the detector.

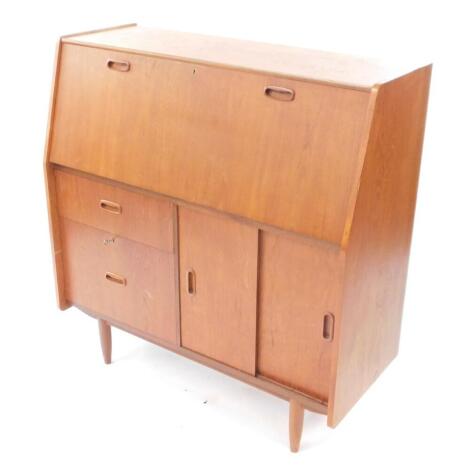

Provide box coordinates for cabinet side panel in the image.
[328,66,432,426]
[44,40,68,310]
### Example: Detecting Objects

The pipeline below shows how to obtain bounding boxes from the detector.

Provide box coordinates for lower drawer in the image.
[60,218,177,344]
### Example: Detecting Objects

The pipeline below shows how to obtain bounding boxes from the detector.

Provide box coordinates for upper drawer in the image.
[50,44,371,244]
[55,170,174,252]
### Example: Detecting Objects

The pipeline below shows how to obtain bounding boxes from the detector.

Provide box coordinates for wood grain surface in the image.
[44,26,432,448]
[98,319,112,364]
[63,25,426,89]
[50,44,370,245]
[55,169,174,252]
[179,207,258,374]
[257,231,343,402]
[44,40,69,310]
[328,66,432,427]
[61,218,178,344]
[289,400,304,452]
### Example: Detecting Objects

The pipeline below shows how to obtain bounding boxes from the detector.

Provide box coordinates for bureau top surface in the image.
[64,24,427,89]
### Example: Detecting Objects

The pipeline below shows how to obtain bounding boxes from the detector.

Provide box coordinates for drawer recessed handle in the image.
[322,313,335,341]
[105,272,127,286]
[99,199,122,215]
[187,269,196,295]
[107,59,131,72]
[264,86,295,102]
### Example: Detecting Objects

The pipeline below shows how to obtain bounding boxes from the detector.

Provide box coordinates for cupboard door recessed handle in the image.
[322,313,335,341]
[264,86,295,102]
[105,272,127,286]
[99,199,122,215]
[187,269,196,295]
[106,59,131,72]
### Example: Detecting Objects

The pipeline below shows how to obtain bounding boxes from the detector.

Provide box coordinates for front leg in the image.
[289,399,304,452]
[98,319,112,364]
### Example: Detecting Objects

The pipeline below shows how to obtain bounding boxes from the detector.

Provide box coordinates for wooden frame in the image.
[44,24,431,451]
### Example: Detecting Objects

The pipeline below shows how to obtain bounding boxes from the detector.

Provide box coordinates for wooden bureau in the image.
[44,24,431,451]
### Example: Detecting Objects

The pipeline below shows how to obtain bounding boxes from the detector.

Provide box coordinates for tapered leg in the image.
[289,399,304,452]
[98,319,112,364]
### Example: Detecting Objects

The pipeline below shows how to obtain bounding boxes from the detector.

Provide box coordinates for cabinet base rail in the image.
[86,307,326,452]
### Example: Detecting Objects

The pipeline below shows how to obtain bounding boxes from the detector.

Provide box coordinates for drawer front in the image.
[50,44,370,245]
[55,170,173,252]
[61,218,177,344]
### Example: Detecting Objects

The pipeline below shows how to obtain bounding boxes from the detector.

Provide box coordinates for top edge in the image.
[63,25,430,89]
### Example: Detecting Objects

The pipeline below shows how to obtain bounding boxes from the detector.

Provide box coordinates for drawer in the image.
[60,218,177,344]
[50,44,371,245]
[55,170,173,252]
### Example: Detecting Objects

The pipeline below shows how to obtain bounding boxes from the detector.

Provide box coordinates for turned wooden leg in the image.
[289,399,304,452]
[98,319,112,364]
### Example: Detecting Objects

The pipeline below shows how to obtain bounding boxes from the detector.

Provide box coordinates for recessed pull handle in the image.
[186,269,196,295]
[99,199,122,215]
[106,59,131,72]
[264,86,295,102]
[322,313,335,341]
[105,272,127,286]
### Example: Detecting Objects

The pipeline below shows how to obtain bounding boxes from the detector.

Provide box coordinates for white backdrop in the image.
[1,1,469,465]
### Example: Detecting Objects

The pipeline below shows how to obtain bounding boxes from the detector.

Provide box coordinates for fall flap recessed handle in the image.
[322,313,335,341]
[99,199,122,215]
[105,272,127,286]
[264,86,295,102]
[187,269,196,295]
[107,59,131,72]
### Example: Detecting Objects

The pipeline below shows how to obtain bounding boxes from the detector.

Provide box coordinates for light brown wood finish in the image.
[44,25,432,452]
[63,26,426,89]
[60,23,136,39]
[179,207,258,374]
[53,164,340,252]
[55,169,174,252]
[172,205,182,346]
[44,25,140,311]
[328,66,432,427]
[44,41,69,310]
[289,400,304,452]
[257,232,343,402]
[79,305,328,414]
[45,164,68,310]
[98,319,112,364]
[61,218,178,344]
[50,44,370,245]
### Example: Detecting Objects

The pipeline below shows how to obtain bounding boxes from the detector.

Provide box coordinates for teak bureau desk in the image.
[44,24,431,451]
